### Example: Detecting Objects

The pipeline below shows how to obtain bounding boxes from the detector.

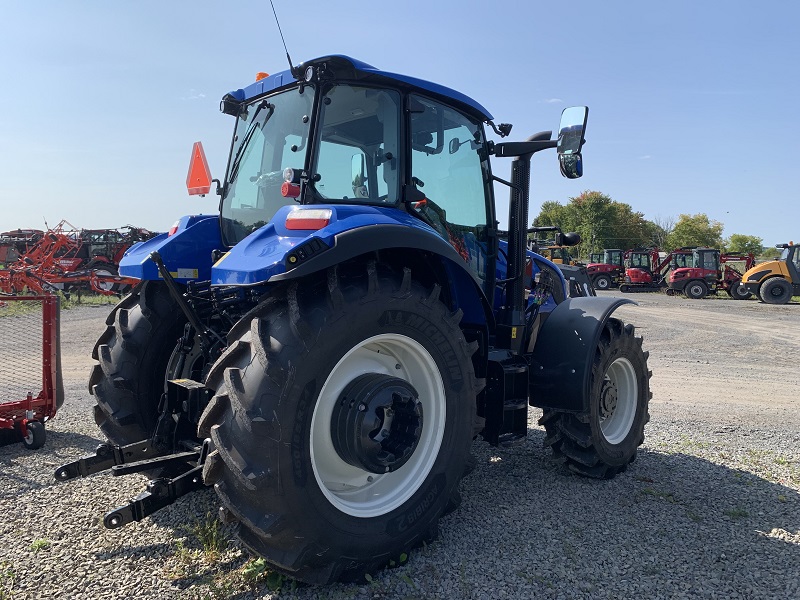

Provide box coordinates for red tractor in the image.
[619,248,693,293]
[667,248,755,299]
[585,248,625,290]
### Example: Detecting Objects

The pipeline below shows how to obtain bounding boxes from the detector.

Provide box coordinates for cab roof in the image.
[226,55,493,121]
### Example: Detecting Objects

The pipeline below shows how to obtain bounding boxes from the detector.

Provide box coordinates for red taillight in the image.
[168,220,180,236]
[285,209,332,231]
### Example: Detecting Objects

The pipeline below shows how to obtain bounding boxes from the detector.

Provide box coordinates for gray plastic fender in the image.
[527,296,635,412]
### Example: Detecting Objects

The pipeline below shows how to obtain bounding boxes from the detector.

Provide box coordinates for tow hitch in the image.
[54,379,212,528]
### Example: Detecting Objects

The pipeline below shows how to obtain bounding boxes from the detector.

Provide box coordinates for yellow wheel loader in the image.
[740,242,800,304]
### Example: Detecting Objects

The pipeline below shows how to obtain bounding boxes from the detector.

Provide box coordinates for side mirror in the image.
[555,231,582,247]
[559,154,583,179]
[557,106,588,155]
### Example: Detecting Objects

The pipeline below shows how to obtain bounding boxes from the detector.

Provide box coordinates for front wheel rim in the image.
[599,357,638,444]
[311,334,445,517]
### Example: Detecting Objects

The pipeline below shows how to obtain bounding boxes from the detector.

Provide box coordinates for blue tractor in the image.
[57,55,650,584]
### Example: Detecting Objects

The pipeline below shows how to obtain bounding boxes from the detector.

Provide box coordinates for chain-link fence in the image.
[0,296,62,425]
[0,298,44,404]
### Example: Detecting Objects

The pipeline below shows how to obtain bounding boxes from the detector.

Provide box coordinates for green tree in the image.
[725,234,763,256]
[666,213,724,249]
[532,191,650,257]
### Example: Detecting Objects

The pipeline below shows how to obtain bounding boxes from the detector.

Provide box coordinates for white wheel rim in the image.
[310,333,445,518]
[599,357,637,444]
[24,427,34,445]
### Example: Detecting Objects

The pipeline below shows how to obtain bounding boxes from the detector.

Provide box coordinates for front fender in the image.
[119,215,221,282]
[528,296,635,412]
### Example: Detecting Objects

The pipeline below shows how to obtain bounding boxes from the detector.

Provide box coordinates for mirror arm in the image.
[493,131,556,158]
[491,174,521,191]
[212,179,222,196]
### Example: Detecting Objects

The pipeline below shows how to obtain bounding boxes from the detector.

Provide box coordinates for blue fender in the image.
[212,204,494,327]
[527,296,636,412]
[118,215,222,282]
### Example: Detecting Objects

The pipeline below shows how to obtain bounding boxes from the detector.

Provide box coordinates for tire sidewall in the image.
[686,281,707,299]
[594,275,611,290]
[761,278,791,304]
[93,282,187,443]
[273,293,474,551]
[587,327,649,466]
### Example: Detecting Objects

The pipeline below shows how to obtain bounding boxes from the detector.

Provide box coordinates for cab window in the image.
[312,85,401,203]
[409,95,492,282]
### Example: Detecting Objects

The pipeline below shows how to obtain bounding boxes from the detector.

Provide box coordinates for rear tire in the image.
[89,281,188,445]
[592,274,612,290]
[199,261,481,584]
[540,318,651,478]
[684,280,708,299]
[760,278,792,304]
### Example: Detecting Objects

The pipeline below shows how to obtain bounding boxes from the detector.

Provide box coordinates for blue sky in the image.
[1,1,797,245]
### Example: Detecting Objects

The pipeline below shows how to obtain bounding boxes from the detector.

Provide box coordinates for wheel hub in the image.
[331,373,423,474]
[599,377,618,422]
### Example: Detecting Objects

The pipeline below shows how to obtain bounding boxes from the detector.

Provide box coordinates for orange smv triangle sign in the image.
[186,141,212,195]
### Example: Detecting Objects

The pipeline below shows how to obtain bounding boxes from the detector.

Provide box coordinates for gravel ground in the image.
[1,292,798,599]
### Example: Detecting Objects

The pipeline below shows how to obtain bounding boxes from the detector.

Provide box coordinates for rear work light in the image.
[285,209,332,231]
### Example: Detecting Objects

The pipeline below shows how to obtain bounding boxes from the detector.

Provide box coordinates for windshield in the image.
[221,86,315,246]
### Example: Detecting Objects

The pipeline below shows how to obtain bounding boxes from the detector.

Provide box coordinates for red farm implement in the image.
[0,295,63,449]
[0,221,153,296]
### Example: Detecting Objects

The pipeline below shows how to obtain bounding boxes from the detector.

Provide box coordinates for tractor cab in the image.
[171,56,590,309]
[603,248,624,268]
[691,248,721,279]
[585,248,625,289]
[625,249,657,282]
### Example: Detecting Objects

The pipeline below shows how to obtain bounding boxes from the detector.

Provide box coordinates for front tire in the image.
[592,274,613,290]
[199,262,480,583]
[760,278,792,304]
[684,280,708,299]
[89,281,188,445]
[540,318,651,478]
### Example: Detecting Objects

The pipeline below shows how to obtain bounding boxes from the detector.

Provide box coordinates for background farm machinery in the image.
[586,248,625,290]
[619,247,693,293]
[666,249,755,299]
[0,221,157,296]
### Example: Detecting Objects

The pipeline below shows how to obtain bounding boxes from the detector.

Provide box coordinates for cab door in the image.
[407,95,496,295]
